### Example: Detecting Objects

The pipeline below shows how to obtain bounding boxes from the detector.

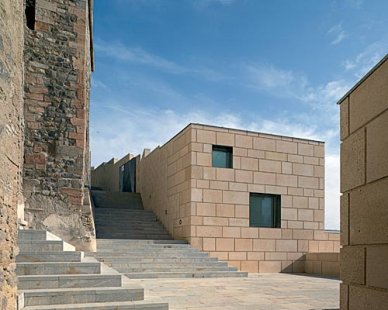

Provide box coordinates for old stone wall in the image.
[340,55,388,309]
[23,0,95,250]
[138,123,340,273]
[0,0,24,308]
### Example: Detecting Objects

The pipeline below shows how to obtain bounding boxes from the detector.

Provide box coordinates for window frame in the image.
[212,145,233,169]
[249,193,281,228]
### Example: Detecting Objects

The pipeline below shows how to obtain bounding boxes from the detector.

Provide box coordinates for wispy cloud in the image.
[91,78,107,89]
[245,63,351,118]
[95,39,229,82]
[193,0,236,9]
[342,39,388,77]
[328,24,347,45]
[95,40,184,74]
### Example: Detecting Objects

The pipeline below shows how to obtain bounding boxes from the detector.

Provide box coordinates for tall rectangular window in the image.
[249,193,281,228]
[212,145,233,168]
[25,0,36,30]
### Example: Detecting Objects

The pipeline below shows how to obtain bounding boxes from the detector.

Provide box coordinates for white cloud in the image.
[342,39,388,78]
[193,0,235,9]
[328,24,347,45]
[246,63,351,120]
[94,39,229,82]
[95,40,184,74]
[91,78,107,89]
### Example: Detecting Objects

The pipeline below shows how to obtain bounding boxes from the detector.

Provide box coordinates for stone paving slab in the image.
[128,273,339,310]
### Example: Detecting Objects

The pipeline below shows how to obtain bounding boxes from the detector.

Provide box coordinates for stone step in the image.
[96,228,170,234]
[94,209,154,215]
[115,266,237,273]
[18,240,76,252]
[96,239,187,245]
[108,261,228,268]
[16,262,101,275]
[124,271,248,279]
[18,274,122,290]
[18,230,61,241]
[94,211,156,215]
[96,226,167,230]
[93,252,210,258]
[22,286,143,306]
[96,235,173,240]
[17,252,84,263]
[91,191,144,210]
[94,247,201,253]
[96,245,191,250]
[102,257,220,264]
[22,300,169,309]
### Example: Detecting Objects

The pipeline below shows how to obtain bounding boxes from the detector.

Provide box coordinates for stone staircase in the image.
[16,229,168,309]
[92,191,172,240]
[91,190,248,279]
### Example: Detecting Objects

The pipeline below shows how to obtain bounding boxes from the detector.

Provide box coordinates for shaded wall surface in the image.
[0,0,24,308]
[340,55,388,309]
[91,154,133,192]
[23,0,95,250]
[138,123,340,273]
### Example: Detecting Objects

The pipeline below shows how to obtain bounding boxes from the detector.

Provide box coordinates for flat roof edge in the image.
[337,54,388,105]
[190,123,325,144]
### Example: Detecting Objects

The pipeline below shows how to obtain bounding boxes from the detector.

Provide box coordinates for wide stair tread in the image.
[91,192,247,279]
[17,229,169,309]
[22,300,168,309]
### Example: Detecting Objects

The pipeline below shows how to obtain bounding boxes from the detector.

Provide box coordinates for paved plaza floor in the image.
[130,273,339,310]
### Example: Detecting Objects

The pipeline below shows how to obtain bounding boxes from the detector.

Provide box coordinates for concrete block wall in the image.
[138,123,340,273]
[23,0,95,251]
[0,0,24,308]
[340,55,388,309]
[138,126,193,240]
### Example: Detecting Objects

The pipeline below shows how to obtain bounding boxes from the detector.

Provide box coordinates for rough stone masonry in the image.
[23,0,95,251]
[0,0,24,308]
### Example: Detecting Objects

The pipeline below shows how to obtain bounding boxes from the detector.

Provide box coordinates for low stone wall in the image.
[0,0,24,308]
[305,253,340,277]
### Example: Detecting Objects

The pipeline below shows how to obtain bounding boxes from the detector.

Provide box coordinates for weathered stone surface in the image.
[23,0,95,250]
[0,0,24,308]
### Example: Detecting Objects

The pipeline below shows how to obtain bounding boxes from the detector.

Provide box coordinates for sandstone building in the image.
[92,123,341,273]
[339,55,388,309]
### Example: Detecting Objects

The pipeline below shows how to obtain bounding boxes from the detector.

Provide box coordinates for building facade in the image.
[340,55,388,309]
[94,123,340,273]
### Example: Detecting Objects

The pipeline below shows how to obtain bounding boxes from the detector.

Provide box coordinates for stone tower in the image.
[23,0,95,250]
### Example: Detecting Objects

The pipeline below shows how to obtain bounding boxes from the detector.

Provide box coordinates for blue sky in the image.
[90,0,388,230]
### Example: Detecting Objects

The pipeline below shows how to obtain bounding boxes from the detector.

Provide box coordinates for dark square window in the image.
[249,193,281,228]
[212,145,233,168]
